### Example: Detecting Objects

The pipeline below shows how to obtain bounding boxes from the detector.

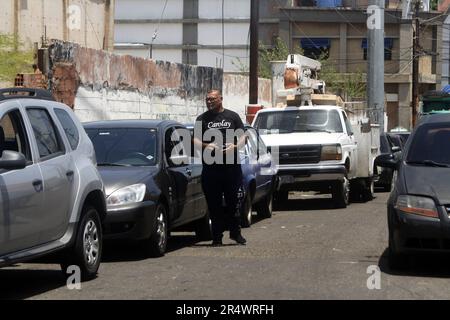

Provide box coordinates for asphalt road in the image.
[3,191,450,300]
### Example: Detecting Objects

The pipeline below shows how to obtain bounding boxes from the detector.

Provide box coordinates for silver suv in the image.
[0,88,106,280]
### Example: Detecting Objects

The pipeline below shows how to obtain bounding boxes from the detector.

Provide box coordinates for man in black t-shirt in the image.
[193,89,247,246]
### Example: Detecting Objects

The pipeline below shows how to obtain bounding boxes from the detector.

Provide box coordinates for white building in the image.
[114,0,251,72]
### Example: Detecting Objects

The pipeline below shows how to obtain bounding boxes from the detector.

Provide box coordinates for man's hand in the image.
[205,143,220,151]
[222,143,236,154]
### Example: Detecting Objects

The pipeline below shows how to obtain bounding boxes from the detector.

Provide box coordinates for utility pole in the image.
[249,0,259,104]
[412,0,421,127]
[367,0,385,132]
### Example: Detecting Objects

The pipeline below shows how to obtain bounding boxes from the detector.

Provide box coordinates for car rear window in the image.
[407,124,450,165]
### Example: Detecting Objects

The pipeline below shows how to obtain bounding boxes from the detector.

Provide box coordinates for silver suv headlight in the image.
[107,183,146,206]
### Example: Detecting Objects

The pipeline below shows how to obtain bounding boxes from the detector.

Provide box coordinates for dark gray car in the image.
[377,113,450,269]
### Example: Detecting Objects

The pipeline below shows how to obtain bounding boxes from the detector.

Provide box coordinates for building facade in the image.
[114,0,251,71]
[0,0,115,51]
[260,0,444,130]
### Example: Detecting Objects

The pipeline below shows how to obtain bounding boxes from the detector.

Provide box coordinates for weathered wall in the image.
[1,0,115,51]
[222,73,272,121]
[48,40,223,123]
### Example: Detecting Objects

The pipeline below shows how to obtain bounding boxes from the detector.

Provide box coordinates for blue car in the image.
[239,125,278,227]
[185,124,278,228]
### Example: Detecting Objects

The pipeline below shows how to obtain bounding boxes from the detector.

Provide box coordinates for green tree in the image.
[232,37,302,78]
[0,33,34,83]
[318,53,366,100]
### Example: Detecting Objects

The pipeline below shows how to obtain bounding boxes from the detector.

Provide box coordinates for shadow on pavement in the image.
[0,268,67,300]
[274,198,336,211]
[378,248,450,278]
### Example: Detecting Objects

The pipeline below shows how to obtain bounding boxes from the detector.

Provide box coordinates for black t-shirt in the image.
[195,109,245,166]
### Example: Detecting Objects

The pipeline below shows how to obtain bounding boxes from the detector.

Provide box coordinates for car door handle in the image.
[32,179,43,192]
[66,170,74,178]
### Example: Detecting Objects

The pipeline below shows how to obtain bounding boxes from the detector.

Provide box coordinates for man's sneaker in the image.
[211,239,223,247]
[230,234,247,245]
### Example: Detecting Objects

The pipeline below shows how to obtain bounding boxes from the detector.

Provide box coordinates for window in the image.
[342,112,353,135]
[86,128,157,166]
[165,127,189,166]
[0,110,32,162]
[55,109,80,150]
[27,108,65,159]
[407,125,450,165]
[254,109,343,133]
[362,38,393,61]
[300,38,330,59]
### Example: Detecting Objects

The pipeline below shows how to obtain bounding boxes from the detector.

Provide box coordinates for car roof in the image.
[417,113,450,125]
[83,119,180,129]
[0,88,54,102]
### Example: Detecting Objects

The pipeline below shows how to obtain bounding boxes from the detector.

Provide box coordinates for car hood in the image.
[260,132,345,147]
[98,166,158,197]
[404,165,450,205]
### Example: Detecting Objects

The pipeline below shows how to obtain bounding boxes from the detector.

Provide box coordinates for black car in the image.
[377,113,450,268]
[388,132,410,148]
[84,120,211,257]
[374,133,402,192]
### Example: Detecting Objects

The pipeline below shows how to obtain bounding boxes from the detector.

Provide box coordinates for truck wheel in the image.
[240,194,253,228]
[60,206,102,281]
[332,177,350,208]
[144,203,168,257]
[256,191,273,219]
[194,211,212,241]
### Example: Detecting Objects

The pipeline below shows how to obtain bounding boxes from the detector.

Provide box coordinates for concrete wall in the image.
[222,73,272,121]
[1,0,115,51]
[48,40,223,123]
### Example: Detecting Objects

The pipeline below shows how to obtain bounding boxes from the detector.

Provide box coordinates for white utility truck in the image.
[252,54,380,208]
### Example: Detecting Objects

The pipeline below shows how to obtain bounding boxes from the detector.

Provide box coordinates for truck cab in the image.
[252,104,378,208]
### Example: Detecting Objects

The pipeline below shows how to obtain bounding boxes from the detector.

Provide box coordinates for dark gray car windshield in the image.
[407,124,450,166]
[254,109,343,134]
[86,128,157,166]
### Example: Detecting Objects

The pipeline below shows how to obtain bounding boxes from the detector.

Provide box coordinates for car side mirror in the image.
[375,154,398,169]
[391,146,401,153]
[0,150,26,170]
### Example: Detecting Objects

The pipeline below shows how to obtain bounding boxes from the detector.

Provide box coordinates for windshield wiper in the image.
[407,160,450,168]
[97,162,131,167]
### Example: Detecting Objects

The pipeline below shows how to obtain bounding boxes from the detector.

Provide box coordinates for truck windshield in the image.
[254,109,343,134]
[86,128,157,166]
[406,124,450,166]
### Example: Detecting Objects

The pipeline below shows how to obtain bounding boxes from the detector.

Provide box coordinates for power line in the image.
[149,0,169,59]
